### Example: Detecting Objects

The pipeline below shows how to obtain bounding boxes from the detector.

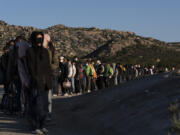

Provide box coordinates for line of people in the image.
[0,32,57,134]
[0,31,175,134]
[55,59,159,97]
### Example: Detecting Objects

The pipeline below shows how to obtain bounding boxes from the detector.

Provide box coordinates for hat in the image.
[59,56,64,60]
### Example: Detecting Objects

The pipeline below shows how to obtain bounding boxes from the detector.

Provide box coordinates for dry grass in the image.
[169,100,179,114]
[171,112,180,131]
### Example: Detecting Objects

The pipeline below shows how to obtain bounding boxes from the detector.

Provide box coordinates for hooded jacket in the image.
[6,46,20,82]
[26,32,52,90]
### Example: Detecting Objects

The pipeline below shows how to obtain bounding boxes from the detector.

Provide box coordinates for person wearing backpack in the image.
[43,34,59,121]
[74,58,81,94]
[104,63,113,88]
[109,64,114,87]
[89,62,98,91]
[112,63,118,86]
[96,63,105,89]
[78,63,85,94]
[85,60,92,93]
[58,56,67,96]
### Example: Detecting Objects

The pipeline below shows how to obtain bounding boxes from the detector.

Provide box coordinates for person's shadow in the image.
[0,112,32,135]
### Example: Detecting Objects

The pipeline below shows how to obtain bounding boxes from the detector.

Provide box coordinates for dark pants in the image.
[86,76,91,91]
[97,76,105,90]
[75,78,80,93]
[14,80,22,113]
[79,79,85,93]
[3,82,9,94]
[27,89,48,130]
[52,75,59,95]
[104,77,110,88]
[60,80,65,95]
[91,78,97,91]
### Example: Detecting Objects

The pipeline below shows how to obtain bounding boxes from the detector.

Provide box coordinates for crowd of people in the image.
[0,31,175,134]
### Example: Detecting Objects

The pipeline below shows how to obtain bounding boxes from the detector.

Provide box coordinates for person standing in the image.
[43,34,58,121]
[89,62,98,91]
[67,60,76,95]
[26,31,52,134]
[58,56,67,96]
[6,38,22,115]
[96,63,105,89]
[85,60,92,93]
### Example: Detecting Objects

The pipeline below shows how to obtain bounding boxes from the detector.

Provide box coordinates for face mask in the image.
[60,59,63,63]
[36,38,43,45]
[10,46,14,50]
[15,42,20,47]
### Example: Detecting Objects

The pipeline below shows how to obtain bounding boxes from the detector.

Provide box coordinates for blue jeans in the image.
[118,76,122,84]
[52,75,58,95]
[48,90,52,114]
[70,77,75,93]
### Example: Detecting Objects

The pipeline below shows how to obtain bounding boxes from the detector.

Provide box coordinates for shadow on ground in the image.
[0,73,179,135]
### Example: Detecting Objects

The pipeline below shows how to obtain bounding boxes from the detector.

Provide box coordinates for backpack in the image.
[90,64,97,79]
[54,67,62,77]
[79,68,84,79]
[109,67,114,76]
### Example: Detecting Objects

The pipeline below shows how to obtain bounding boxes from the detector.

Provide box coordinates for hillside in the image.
[0,20,165,56]
[86,43,180,67]
[0,20,180,66]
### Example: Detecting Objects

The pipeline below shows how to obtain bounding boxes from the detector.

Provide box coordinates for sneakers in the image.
[77,93,81,96]
[46,113,52,122]
[64,93,69,96]
[32,128,48,135]
[41,128,48,134]
[32,129,44,135]
[87,90,91,93]
[53,94,57,97]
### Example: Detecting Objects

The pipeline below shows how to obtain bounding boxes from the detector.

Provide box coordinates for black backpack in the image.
[54,67,62,78]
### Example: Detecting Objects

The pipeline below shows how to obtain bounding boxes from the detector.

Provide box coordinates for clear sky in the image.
[0,0,179,42]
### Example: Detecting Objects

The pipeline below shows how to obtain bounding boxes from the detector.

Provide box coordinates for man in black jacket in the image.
[6,39,22,115]
[1,45,10,92]
[58,56,68,96]
[26,31,52,134]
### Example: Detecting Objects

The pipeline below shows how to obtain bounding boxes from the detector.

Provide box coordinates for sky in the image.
[0,0,179,42]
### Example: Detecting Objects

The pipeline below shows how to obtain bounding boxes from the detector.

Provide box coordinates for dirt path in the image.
[0,73,177,135]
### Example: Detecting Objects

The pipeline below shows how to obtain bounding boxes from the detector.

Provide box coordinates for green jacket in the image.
[86,65,92,76]
[104,66,114,77]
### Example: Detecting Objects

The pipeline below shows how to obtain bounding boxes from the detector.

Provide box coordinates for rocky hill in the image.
[0,20,180,66]
[0,20,166,55]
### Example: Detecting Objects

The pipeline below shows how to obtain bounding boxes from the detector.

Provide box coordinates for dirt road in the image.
[0,73,177,135]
